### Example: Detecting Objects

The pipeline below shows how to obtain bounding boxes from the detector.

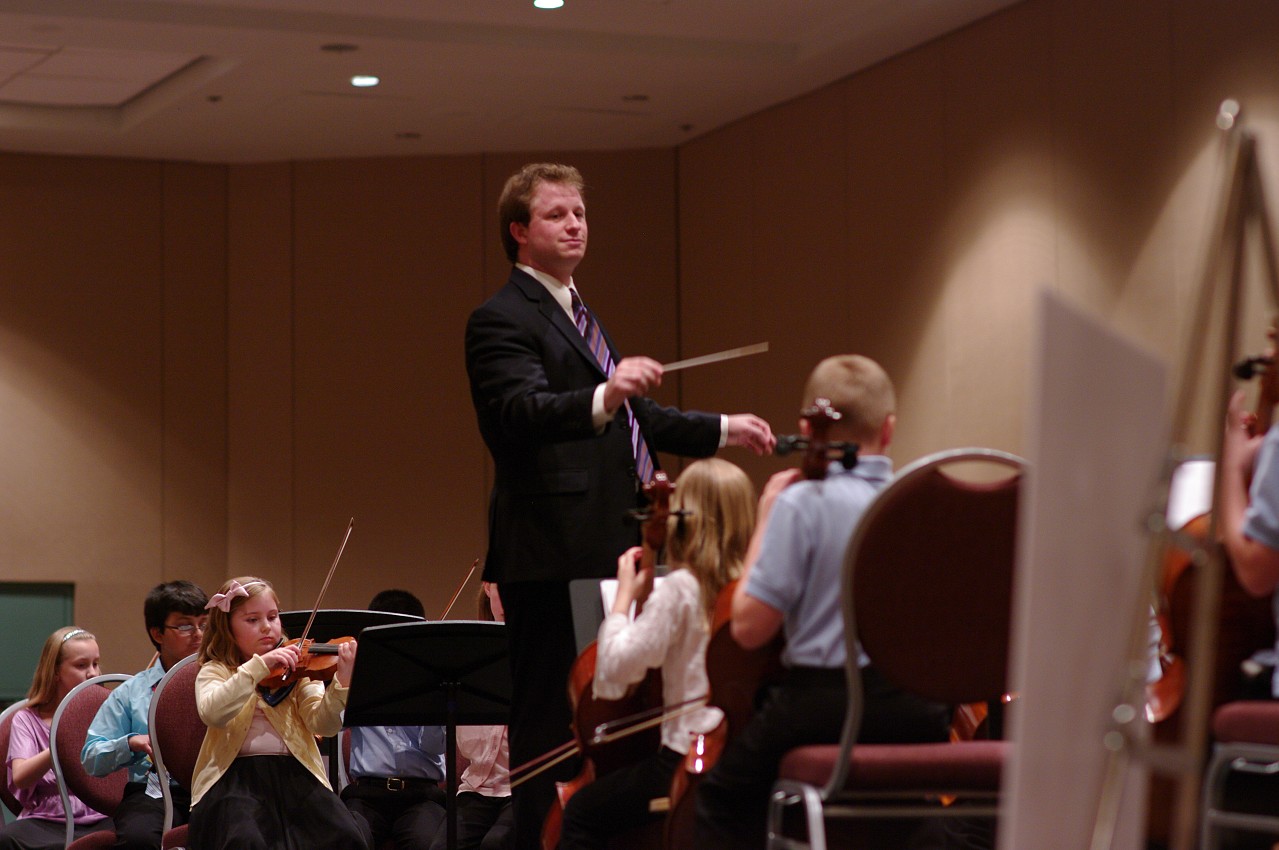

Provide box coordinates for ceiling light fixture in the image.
[350,75,380,88]
[533,0,564,8]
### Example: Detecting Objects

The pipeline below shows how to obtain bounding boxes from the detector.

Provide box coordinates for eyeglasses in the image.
[159,623,207,635]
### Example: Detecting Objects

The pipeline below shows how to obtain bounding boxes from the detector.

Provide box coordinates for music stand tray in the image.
[279,609,422,642]
[345,620,510,850]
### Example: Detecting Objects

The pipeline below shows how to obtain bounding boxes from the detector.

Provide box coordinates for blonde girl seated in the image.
[1,626,112,850]
[187,576,367,850]
[558,458,756,850]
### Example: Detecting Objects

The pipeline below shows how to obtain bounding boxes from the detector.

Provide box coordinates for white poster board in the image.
[998,291,1168,850]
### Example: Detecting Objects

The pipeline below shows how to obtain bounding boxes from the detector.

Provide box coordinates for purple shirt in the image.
[6,707,107,824]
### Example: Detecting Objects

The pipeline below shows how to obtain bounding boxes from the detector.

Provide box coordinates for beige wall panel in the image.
[227,163,295,598]
[162,162,229,606]
[1048,0,1179,360]
[290,156,487,617]
[680,86,850,485]
[840,44,952,466]
[677,121,763,482]
[927,1,1056,456]
[0,155,165,671]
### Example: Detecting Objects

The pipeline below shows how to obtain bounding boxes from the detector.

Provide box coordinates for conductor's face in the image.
[512,180,587,284]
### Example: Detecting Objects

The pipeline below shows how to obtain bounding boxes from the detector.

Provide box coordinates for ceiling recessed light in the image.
[350,75,380,88]
[533,0,564,8]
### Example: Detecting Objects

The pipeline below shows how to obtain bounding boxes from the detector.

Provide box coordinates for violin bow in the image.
[507,696,710,789]
[439,558,481,619]
[295,517,355,646]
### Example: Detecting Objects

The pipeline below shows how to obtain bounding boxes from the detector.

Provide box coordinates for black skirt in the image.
[188,755,368,850]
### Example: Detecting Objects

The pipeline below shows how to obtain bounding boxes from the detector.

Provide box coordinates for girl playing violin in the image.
[1,627,112,850]
[558,458,756,850]
[187,576,368,850]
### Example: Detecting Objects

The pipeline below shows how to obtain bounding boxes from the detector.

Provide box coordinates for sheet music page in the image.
[1166,457,1214,531]
[598,576,665,620]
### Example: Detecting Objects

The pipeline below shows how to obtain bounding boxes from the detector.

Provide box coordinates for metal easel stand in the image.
[1089,99,1279,850]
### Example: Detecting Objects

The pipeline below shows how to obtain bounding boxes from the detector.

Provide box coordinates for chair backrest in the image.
[52,674,131,845]
[0,698,30,817]
[149,654,203,825]
[849,448,1025,706]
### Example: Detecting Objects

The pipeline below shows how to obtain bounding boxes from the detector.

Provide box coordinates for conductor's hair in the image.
[498,163,585,264]
[802,355,895,444]
[369,589,425,619]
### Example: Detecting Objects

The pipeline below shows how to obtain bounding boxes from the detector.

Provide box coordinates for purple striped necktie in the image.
[570,289,654,483]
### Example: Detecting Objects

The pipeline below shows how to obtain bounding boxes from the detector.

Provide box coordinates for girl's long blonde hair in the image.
[664,458,756,626]
[198,576,280,667]
[26,626,97,712]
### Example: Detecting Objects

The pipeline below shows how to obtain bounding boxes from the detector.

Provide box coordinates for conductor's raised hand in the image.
[726,414,776,456]
[603,357,663,412]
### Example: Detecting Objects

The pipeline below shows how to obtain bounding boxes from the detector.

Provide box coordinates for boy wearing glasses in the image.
[82,580,208,850]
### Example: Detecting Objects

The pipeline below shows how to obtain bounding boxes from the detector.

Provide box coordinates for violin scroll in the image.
[774,398,859,480]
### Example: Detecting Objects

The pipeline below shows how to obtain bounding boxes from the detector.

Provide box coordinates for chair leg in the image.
[1200,743,1279,850]
[768,780,827,850]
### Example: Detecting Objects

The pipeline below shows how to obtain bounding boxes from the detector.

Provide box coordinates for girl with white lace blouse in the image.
[558,458,756,850]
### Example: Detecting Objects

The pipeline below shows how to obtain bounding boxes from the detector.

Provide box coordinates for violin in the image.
[775,398,858,480]
[539,475,672,850]
[260,636,357,690]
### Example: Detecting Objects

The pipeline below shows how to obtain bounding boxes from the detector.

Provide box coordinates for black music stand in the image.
[279,608,423,641]
[344,621,510,850]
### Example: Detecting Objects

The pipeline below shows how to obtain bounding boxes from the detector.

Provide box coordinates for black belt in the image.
[351,776,438,792]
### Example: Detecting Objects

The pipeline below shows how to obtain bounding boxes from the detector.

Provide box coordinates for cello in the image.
[1152,349,1279,727]
[1144,348,1279,847]
[665,400,849,850]
[538,474,673,850]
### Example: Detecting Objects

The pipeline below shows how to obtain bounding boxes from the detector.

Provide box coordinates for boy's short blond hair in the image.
[802,355,895,444]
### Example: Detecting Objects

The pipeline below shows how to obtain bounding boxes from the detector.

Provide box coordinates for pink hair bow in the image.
[206,580,252,612]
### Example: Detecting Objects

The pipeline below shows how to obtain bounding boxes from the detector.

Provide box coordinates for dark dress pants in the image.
[498,581,582,850]
[113,781,191,850]
[694,665,952,850]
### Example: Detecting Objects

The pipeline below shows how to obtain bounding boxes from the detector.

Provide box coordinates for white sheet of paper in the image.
[598,576,665,620]
[1166,457,1214,531]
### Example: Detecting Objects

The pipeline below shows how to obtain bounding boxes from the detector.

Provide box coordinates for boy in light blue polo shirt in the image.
[695,355,952,850]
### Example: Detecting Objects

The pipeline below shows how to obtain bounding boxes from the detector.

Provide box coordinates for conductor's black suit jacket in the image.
[465,267,721,584]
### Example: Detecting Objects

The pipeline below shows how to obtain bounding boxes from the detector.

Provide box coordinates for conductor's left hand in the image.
[726,414,776,456]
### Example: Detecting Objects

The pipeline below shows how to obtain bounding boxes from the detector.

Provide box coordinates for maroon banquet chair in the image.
[0,698,30,818]
[1199,700,1279,849]
[148,654,202,850]
[767,448,1024,850]
[52,673,131,849]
